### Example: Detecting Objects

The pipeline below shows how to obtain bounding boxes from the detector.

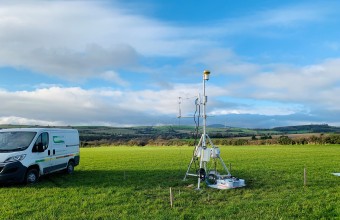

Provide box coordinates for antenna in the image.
[178,97,182,119]
[178,97,182,126]
[177,96,198,119]
[183,70,246,190]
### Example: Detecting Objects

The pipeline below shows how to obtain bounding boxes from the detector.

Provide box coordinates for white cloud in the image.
[204,3,331,39]
[0,85,226,126]
[190,48,260,76]
[99,71,130,87]
[247,59,340,107]
[0,1,216,81]
[0,116,63,126]
[183,57,340,121]
[210,104,303,116]
[255,5,326,27]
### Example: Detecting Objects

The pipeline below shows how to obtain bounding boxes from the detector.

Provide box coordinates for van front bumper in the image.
[0,161,27,183]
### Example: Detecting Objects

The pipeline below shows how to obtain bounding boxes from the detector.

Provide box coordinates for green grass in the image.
[1,145,340,219]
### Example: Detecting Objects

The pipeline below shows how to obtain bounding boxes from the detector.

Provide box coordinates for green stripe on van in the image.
[35,153,79,163]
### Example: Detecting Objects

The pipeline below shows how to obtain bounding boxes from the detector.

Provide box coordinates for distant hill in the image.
[207,124,227,128]
[272,124,340,133]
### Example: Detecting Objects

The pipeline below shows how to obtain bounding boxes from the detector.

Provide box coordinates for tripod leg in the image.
[183,157,195,181]
[219,156,231,176]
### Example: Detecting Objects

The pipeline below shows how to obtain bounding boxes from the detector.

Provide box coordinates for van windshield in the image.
[0,131,37,152]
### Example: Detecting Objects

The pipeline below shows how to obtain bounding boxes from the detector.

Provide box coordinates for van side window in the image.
[32,132,49,152]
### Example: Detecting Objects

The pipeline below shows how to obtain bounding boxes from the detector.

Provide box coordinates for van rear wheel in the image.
[25,168,39,184]
[66,161,74,174]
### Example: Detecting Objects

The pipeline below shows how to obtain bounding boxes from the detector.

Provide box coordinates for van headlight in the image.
[5,154,26,162]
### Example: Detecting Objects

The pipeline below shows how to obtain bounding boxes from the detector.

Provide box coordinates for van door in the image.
[32,132,52,174]
[49,133,68,171]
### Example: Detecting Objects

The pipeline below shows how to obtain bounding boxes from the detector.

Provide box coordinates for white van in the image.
[0,128,80,184]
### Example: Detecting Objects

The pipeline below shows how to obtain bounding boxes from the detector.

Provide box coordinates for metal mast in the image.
[197,70,210,189]
[183,70,215,189]
[202,70,209,148]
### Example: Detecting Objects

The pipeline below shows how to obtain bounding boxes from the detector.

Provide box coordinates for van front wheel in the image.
[25,169,39,184]
[66,161,74,174]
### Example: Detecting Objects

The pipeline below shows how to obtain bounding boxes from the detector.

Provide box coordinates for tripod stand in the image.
[183,132,231,189]
[182,70,245,190]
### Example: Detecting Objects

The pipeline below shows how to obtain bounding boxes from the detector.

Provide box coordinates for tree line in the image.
[80,133,340,147]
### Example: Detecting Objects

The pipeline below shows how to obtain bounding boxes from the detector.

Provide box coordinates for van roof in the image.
[0,128,78,133]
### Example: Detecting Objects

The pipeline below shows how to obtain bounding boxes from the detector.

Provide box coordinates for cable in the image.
[192,97,201,173]
[193,98,200,146]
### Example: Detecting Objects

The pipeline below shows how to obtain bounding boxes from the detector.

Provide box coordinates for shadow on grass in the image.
[0,169,288,189]
[0,169,255,189]
[20,169,192,189]
[38,169,261,190]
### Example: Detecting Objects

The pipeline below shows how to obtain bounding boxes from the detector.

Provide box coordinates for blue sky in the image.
[1,0,340,128]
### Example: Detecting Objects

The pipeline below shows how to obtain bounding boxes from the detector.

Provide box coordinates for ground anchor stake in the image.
[170,187,174,208]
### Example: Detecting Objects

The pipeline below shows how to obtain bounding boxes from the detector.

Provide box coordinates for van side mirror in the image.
[36,143,45,152]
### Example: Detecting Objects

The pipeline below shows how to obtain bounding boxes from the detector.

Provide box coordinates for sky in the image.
[1,0,340,128]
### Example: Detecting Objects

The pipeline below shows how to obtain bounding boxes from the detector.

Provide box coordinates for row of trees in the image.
[80,134,340,147]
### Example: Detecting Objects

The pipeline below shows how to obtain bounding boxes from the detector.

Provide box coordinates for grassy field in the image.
[1,145,340,219]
